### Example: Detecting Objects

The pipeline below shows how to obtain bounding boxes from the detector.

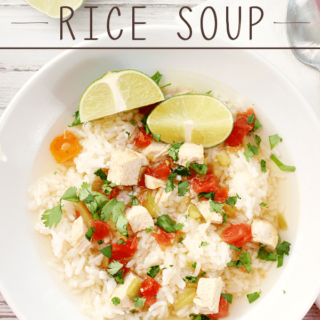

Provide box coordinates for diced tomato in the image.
[50,131,80,163]
[240,265,248,274]
[221,223,252,247]
[90,220,110,241]
[207,296,229,319]
[134,129,154,148]
[151,161,171,180]
[75,210,80,219]
[192,174,229,203]
[108,258,129,276]
[151,228,176,247]
[225,108,256,147]
[111,237,138,260]
[140,277,162,306]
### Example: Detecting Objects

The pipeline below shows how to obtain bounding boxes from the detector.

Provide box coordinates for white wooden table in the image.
[0,0,319,319]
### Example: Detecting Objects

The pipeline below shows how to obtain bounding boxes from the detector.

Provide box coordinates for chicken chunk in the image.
[125,205,154,233]
[175,142,204,167]
[111,272,141,309]
[194,277,224,314]
[251,219,278,251]
[145,175,165,189]
[107,148,148,186]
[196,201,223,224]
[141,142,169,162]
[71,216,92,255]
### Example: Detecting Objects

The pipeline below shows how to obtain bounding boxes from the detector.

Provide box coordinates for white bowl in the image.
[1,25,320,320]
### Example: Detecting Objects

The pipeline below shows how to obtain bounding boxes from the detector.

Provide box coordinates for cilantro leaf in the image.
[257,248,277,261]
[178,237,184,244]
[100,245,112,258]
[228,243,242,252]
[255,135,262,147]
[190,163,208,175]
[165,172,177,193]
[111,297,120,306]
[97,240,103,244]
[178,181,189,196]
[41,204,63,228]
[247,291,261,303]
[60,187,79,202]
[270,154,296,172]
[225,194,240,208]
[223,213,228,223]
[129,120,136,126]
[174,165,191,177]
[152,133,161,142]
[247,113,255,124]
[85,227,95,241]
[114,269,124,284]
[151,71,162,85]
[221,293,233,304]
[227,260,241,267]
[116,215,128,237]
[146,226,155,233]
[253,119,262,131]
[168,142,184,161]
[239,252,252,273]
[277,254,284,268]
[185,275,198,283]
[133,296,146,308]
[68,110,83,127]
[129,195,139,206]
[209,200,225,214]
[147,266,160,278]
[276,241,291,256]
[94,168,107,181]
[244,143,259,162]
[125,131,130,137]
[107,261,123,276]
[155,215,184,233]
[261,159,267,173]
[192,262,197,268]
[260,202,268,207]
[269,134,282,150]
[101,198,125,222]
[200,241,209,247]
[198,192,215,201]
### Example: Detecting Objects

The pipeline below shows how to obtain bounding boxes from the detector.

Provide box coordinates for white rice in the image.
[28,88,285,320]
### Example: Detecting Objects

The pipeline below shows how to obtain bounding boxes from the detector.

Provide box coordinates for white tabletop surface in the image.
[0,0,320,319]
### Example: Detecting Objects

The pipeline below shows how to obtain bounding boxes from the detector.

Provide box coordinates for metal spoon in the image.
[286,0,320,71]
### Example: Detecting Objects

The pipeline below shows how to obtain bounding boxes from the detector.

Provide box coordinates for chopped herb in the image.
[255,135,262,147]
[125,131,130,137]
[152,133,161,142]
[247,114,255,124]
[186,161,190,168]
[223,213,228,223]
[147,266,160,278]
[178,237,184,244]
[227,260,241,268]
[100,245,112,258]
[247,291,261,303]
[170,265,173,267]
[97,240,103,245]
[200,241,209,247]
[68,110,83,127]
[260,202,268,207]
[129,195,139,206]
[198,191,215,201]
[146,226,155,233]
[85,227,95,241]
[131,310,136,314]
[209,200,225,214]
[244,143,259,162]
[115,215,128,237]
[185,275,198,283]
[261,159,267,173]
[277,254,284,268]
[258,248,277,261]
[253,119,262,131]
[276,237,291,269]
[133,296,146,308]
[107,261,123,276]
[185,214,189,219]
[269,134,282,150]
[53,171,57,175]
[174,165,191,177]
[270,154,296,172]
[283,290,286,294]
[190,163,208,175]
[161,83,171,88]
[41,204,63,228]
[221,293,233,304]
[117,239,126,245]
[94,168,107,181]
[155,215,184,233]
[178,181,189,196]
[60,187,80,202]
[114,269,124,284]
[228,244,242,252]
[129,120,136,126]
[189,315,210,320]
[239,252,252,273]
[206,90,212,94]
[259,243,267,248]
[165,172,177,193]
[192,262,197,268]
[111,297,120,306]
[151,71,163,85]
[101,198,125,223]
[168,142,184,161]
[225,194,240,208]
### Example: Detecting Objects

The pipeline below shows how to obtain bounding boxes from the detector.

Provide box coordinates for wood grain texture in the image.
[0,0,319,319]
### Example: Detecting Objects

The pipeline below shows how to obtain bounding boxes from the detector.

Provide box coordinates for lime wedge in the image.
[147,94,234,148]
[25,0,84,19]
[79,70,164,123]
